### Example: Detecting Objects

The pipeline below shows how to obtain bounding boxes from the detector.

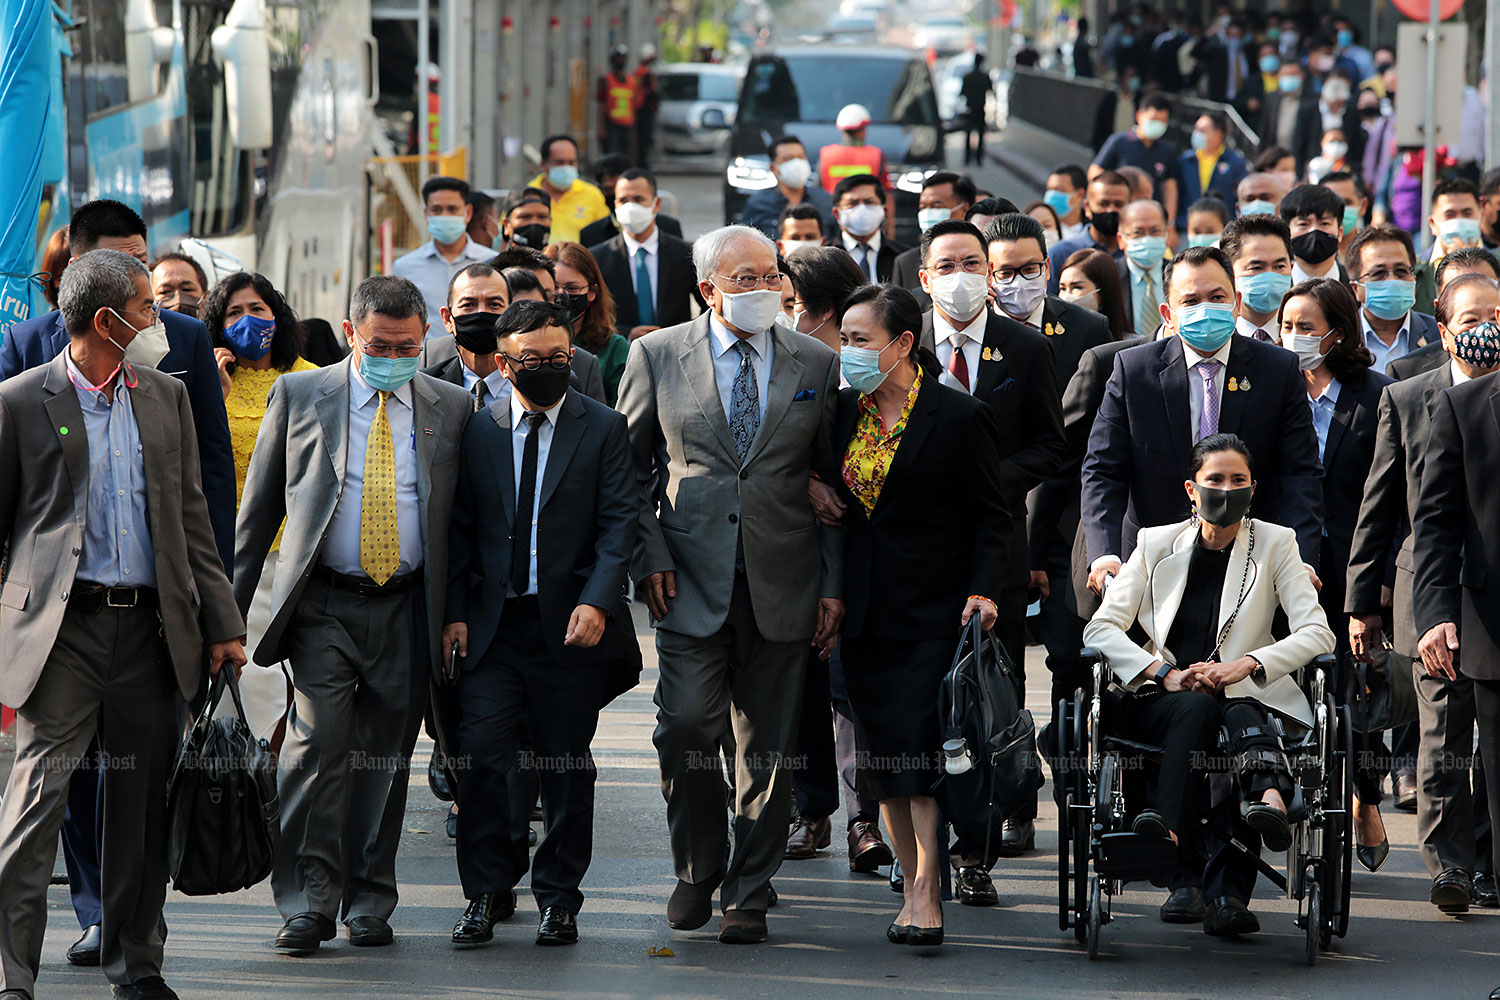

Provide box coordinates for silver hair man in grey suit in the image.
[234,275,471,955]
[0,250,245,1000]
[616,224,843,945]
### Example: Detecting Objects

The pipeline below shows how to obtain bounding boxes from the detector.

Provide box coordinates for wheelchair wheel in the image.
[1086,874,1103,961]
[1072,797,1090,944]
[1058,701,1073,933]
[1333,704,1355,938]
[1304,874,1322,967]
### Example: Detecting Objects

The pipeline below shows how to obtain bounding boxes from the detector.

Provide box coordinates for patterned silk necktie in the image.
[1138,269,1159,339]
[729,340,761,462]
[858,243,874,282]
[1197,360,1222,441]
[472,379,488,413]
[360,390,400,585]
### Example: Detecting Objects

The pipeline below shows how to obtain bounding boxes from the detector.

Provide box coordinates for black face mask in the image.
[1089,210,1120,238]
[509,361,572,408]
[511,224,551,249]
[1194,484,1253,527]
[555,292,591,320]
[452,311,503,355]
[1291,229,1340,265]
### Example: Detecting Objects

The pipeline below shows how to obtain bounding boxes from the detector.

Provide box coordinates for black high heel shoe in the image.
[886,922,911,944]
[1355,806,1390,872]
[907,925,944,946]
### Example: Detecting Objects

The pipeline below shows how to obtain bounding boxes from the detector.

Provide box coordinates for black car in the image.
[722,45,946,246]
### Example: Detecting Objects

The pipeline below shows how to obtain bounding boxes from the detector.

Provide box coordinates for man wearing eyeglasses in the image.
[234,275,472,956]
[617,224,843,945]
[1346,225,1440,376]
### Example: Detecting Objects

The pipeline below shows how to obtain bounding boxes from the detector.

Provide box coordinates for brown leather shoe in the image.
[718,908,768,944]
[785,816,832,859]
[848,820,895,872]
[667,874,721,930]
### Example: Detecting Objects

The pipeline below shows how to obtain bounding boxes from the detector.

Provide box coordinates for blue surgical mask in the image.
[1259,54,1280,74]
[1361,279,1416,321]
[547,165,579,189]
[1238,271,1292,315]
[1125,235,1167,269]
[1043,189,1074,219]
[1278,75,1301,94]
[428,215,466,244]
[1439,217,1481,248]
[917,207,952,232]
[1337,29,1354,49]
[223,313,276,361]
[1190,130,1209,151]
[1185,233,1220,248]
[359,352,421,392]
[1174,302,1237,353]
[1240,199,1276,216]
[840,338,901,394]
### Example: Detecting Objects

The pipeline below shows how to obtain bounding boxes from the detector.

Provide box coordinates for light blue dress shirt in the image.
[708,312,772,423]
[1360,311,1411,374]
[66,354,156,587]
[390,236,497,333]
[1309,377,1342,461]
[321,363,424,577]
[508,391,560,596]
[459,361,510,406]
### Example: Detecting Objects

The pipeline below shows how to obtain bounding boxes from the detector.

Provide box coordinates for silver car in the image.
[655,63,742,159]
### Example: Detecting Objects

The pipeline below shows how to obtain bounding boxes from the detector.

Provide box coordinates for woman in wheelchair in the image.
[1082,433,1336,935]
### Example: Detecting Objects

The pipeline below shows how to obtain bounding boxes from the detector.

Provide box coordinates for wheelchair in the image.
[1055,649,1354,964]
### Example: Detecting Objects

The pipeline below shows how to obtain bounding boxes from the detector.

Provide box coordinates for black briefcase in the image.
[166,667,279,895]
[1343,645,1419,734]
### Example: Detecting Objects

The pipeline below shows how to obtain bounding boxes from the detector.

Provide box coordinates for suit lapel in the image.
[677,316,741,464]
[539,391,586,508]
[1217,338,1251,435]
[313,361,352,486]
[744,327,806,465]
[1151,526,1197,658]
[1158,338,1194,460]
[974,311,1007,397]
[1323,371,1360,466]
[488,398,517,526]
[40,355,89,521]
[919,311,937,354]
[410,375,442,507]
[606,237,642,325]
[872,376,936,517]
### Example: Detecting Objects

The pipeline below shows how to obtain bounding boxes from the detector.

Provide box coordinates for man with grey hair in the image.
[617,224,843,944]
[235,274,470,955]
[0,249,245,1000]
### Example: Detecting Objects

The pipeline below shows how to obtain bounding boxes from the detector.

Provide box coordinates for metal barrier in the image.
[369,148,470,268]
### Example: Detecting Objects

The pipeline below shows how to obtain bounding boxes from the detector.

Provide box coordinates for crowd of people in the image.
[1,73,1500,997]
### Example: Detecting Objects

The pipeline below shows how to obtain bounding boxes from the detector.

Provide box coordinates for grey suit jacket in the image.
[421,333,607,403]
[616,314,842,641]
[232,359,471,675]
[0,354,242,706]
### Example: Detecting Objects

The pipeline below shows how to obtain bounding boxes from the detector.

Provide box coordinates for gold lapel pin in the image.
[981,346,993,361]
[1227,376,1239,392]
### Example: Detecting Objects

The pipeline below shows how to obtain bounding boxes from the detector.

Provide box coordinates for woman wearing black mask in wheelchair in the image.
[1083,433,1337,936]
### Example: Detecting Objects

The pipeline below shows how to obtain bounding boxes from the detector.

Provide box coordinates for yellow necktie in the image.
[360,390,400,584]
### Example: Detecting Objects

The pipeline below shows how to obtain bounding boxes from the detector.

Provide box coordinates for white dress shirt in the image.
[842,230,883,278]
[1061,219,1089,243]
[508,391,561,596]
[322,363,423,576]
[1451,358,1473,385]
[1236,314,1279,344]
[1291,259,1337,284]
[1185,338,1233,444]
[931,309,983,395]
[623,227,661,307]
[709,311,772,422]
[1359,308,1413,374]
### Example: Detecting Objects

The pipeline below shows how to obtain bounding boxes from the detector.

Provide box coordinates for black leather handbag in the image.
[1342,645,1419,734]
[166,667,279,895]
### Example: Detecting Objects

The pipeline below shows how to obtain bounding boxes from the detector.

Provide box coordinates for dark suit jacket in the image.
[0,308,236,574]
[837,237,909,284]
[446,388,640,685]
[831,375,1012,639]
[1174,148,1249,231]
[579,211,683,249]
[920,308,1065,586]
[1384,334,1446,381]
[1292,101,1364,174]
[1412,373,1500,679]
[890,246,922,290]
[1347,363,1452,656]
[1081,334,1324,572]
[299,317,349,367]
[1038,296,1115,394]
[1116,257,1165,336]
[1315,367,1394,634]
[588,231,702,334]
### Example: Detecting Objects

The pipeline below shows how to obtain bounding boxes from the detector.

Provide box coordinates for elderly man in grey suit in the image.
[234,275,470,955]
[616,224,843,945]
[0,250,245,1000]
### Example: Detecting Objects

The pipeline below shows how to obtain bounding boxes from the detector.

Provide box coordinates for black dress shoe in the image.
[889,859,905,893]
[536,906,579,946]
[445,807,458,839]
[995,819,1036,857]
[428,754,453,802]
[1244,802,1293,853]
[1394,773,1418,811]
[66,923,101,966]
[667,874,721,930]
[528,827,538,848]
[955,865,998,906]
[1160,886,1206,924]
[1431,868,1473,913]
[452,892,514,946]
[1203,895,1260,936]
[111,976,179,1000]
[1131,810,1170,840]
[1356,837,1390,873]
[274,912,336,954]
[886,921,911,944]
[767,882,778,908]
[347,915,393,946]
[718,908,768,944]
[1473,872,1499,907]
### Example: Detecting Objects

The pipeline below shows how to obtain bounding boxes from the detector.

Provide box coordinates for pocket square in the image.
[992,377,1016,393]
[793,388,818,401]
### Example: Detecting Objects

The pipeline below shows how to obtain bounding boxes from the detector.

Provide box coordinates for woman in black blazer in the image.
[1278,277,1394,873]
[828,284,1011,946]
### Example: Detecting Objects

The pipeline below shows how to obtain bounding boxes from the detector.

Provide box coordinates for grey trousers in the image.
[272,576,427,923]
[653,573,808,913]
[1415,657,1494,877]
[0,604,178,994]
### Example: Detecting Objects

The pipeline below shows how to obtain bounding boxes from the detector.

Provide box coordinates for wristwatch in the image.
[1154,661,1175,683]
[1248,656,1266,682]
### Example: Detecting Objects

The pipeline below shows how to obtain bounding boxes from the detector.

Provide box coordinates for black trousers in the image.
[1202,699,1295,902]
[455,597,606,913]
[1474,677,1500,879]
[1038,549,1093,716]
[1111,689,1220,836]
[792,648,839,822]
[963,107,986,164]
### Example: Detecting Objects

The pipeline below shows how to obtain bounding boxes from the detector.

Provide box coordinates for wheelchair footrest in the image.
[1095,832,1181,882]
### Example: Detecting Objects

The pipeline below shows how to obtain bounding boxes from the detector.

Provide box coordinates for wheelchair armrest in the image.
[1296,652,1339,698]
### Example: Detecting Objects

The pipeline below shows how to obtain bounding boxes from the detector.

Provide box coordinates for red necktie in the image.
[948,335,970,391]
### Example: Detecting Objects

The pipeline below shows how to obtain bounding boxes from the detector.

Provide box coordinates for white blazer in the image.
[1082,518,1336,728]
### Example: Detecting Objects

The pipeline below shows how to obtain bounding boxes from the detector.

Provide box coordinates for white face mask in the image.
[917,207,953,232]
[929,271,989,322]
[780,239,821,258]
[776,157,812,189]
[615,201,656,236]
[794,309,829,337]
[1042,228,1061,246]
[717,287,784,333]
[840,203,885,239]
[108,308,170,370]
[1059,288,1099,310]
[1322,141,1348,161]
[1283,331,1332,371]
[992,273,1048,319]
[773,310,798,331]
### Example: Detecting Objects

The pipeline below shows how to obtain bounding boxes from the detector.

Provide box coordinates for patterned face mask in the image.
[1453,319,1500,370]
